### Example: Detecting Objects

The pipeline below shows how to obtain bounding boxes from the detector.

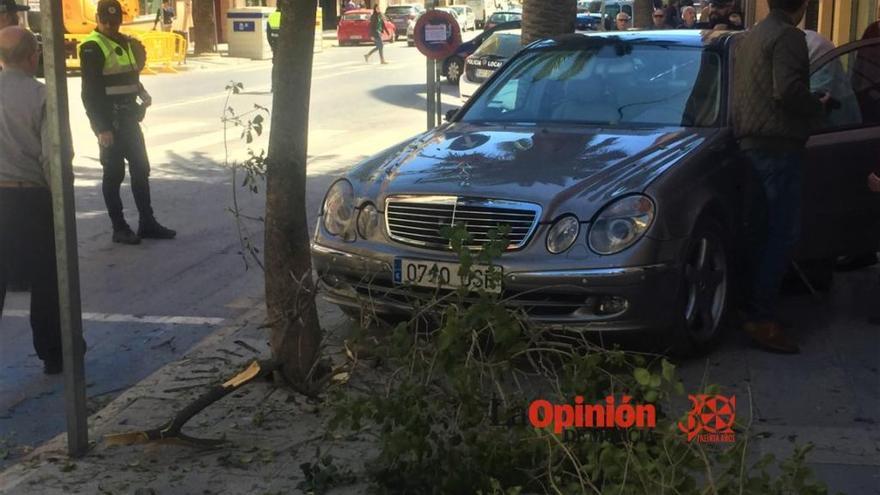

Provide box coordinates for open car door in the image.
[798,38,880,261]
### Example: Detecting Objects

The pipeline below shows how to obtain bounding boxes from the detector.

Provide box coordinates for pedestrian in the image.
[615,12,632,31]
[696,0,741,30]
[0,26,72,375]
[651,8,667,29]
[345,0,356,11]
[80,0,175,245]
[679,6,696,28]
[267,6,280,91]
[733,0,830,353]
[0,0,26,29]
[363,4,388,65]
[152,0,175,31]
[664,0,680,28]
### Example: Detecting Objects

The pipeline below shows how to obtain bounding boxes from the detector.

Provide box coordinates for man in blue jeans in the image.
[732,0,829,353]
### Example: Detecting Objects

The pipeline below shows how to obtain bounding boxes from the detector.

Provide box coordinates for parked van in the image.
[464,0,498,29]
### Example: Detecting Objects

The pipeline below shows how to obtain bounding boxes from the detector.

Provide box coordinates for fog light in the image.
[596,296,628,315]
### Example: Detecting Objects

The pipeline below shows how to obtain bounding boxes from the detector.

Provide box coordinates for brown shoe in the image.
[743,320,800,354]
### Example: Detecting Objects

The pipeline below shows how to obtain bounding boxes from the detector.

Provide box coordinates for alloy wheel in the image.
[447,58,462,84]
[683,233,728,342]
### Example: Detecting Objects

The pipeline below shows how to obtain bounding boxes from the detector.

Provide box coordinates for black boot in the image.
[112,227,141,245]
[138,219,176,240]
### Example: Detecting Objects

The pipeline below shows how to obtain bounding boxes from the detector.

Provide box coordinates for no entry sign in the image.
[413,9,462,60]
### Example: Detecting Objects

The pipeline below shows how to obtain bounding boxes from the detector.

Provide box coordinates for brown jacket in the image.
[732,9,823,151]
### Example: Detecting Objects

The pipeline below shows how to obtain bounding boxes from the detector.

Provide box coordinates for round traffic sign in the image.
[413,10,462,60]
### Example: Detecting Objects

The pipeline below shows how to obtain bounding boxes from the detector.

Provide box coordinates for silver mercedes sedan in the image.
[311,31,880,355]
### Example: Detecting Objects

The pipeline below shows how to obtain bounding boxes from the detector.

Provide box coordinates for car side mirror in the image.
[445,109,459,122]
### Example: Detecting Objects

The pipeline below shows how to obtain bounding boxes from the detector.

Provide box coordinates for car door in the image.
[798,38,880,261]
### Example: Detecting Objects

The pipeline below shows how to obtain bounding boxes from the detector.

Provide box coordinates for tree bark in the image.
[265,0,323,387]
[192,0,216,54]
[633,0,654,29]
[521,0,576,46]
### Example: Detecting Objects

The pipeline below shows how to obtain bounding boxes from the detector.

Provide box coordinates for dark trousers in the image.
[100,118,154,231]
[0,187,62,363]
[743,149,804,320]
[366,34,384,59]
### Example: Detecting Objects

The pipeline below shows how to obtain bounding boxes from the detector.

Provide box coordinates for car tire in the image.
[669,217,731,357]
[446,57,463,85]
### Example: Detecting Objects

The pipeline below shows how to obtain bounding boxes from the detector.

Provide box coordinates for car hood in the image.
[348,123,718,221]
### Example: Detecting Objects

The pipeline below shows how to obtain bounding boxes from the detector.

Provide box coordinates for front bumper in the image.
[312,242,682,332]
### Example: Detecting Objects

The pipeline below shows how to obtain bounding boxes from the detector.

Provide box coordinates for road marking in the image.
[2,310,225,326]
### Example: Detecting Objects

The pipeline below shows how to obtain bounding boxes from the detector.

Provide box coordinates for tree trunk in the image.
[192,0,216,54]
[633,0,654,29]
[265,0,323,387]
[521,0,576,46]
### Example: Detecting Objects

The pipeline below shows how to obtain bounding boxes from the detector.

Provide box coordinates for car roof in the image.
[343,9,371,14]
[530,29,736,49]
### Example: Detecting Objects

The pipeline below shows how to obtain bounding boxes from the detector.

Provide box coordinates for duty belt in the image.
[0,180,45,188]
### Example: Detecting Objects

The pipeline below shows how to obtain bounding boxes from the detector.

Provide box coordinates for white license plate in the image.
[350,35,363,40]
[393,259,502,293]
[475,68,494,78]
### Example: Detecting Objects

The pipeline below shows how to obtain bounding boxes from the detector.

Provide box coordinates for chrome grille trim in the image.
[384,195,542,250]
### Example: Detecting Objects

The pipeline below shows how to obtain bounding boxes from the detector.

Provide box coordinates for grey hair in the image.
[0,27,37,66]
[681,6,696,14]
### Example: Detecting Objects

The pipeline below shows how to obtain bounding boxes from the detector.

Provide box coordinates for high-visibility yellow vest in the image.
[82,30,140,97]
[268,11,281,30]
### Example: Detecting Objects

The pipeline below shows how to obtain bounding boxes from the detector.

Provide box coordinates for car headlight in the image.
[588,195,655,255]
[357,203,381,240]
[322,180,355,238]
[546,215,580,254]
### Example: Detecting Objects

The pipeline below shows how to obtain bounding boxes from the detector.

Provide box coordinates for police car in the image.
[459,29,521,102]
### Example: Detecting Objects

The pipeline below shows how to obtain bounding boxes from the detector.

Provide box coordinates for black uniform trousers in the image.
[100,115,154,231]
[0,187,62,363]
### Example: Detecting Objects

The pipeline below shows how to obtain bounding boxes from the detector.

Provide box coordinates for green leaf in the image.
[634,368,651,386]
[661,359,676,382]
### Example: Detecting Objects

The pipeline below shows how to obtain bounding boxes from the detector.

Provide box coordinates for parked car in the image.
[337,9,396,46]
[459,29,521,102]
[441,20,521,84]
[385,4,424,41]
[312,31,880,356]
[449,5,476,31]
[575,11,602,31]
[483,10,521,31]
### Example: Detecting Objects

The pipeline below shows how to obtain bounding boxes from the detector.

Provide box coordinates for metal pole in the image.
[425,0,435,130]
[434,61,441,125]
[39,0,89,457]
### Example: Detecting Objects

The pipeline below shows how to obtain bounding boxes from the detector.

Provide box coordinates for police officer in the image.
[80,0,175,245]
[267,6,280,91]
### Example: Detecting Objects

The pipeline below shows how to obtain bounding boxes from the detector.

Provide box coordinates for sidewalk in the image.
[179,30,338,72]
[0,300,372,494]
[1,270,878,493]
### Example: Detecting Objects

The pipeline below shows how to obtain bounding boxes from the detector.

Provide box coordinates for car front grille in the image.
[385,195,541,251]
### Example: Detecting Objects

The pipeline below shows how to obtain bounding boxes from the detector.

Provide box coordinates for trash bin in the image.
[226,7,274,60]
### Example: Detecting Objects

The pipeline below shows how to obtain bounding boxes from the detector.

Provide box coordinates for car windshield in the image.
[450,6,465,14]
[385,6,413,15]
[343,13,369,21]
[461,42,722,128]
[472,32,522,58]
[489,12,521,23]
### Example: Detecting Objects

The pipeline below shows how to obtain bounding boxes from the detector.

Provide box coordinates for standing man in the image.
[679,6,696,28]
[80,0,175,245]
[267,6,280,91]
[733,0,829,353]
[0,0,27,29]
[696,0,741,30]
[615,12,632,31]
[0,26,68,374]
[152,0,175,32]
[651,8,667,29]
[363,4,388,64]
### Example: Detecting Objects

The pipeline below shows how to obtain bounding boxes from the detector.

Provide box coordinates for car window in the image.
[462,44,722,128]
[811,41,880,132]
[385,6,413,15]
[343,13,369,21]
[489,12,521,23]
[473,32,522,58]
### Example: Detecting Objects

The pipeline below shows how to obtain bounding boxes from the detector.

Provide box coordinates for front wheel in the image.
[446,57,463,85]
[670,217,730,357]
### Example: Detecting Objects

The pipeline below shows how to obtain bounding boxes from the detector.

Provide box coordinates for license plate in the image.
[350,35,362,40]
[475,68,494,79]
[393,259,502,293]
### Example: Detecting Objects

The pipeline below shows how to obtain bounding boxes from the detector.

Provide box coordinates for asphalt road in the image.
[0,38,461,464]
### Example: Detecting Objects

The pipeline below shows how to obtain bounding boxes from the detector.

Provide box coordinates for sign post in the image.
[413,4,462,131]
[40,0,89,457]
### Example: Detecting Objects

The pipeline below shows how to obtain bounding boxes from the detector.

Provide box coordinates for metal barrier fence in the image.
[64,31,187,74]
